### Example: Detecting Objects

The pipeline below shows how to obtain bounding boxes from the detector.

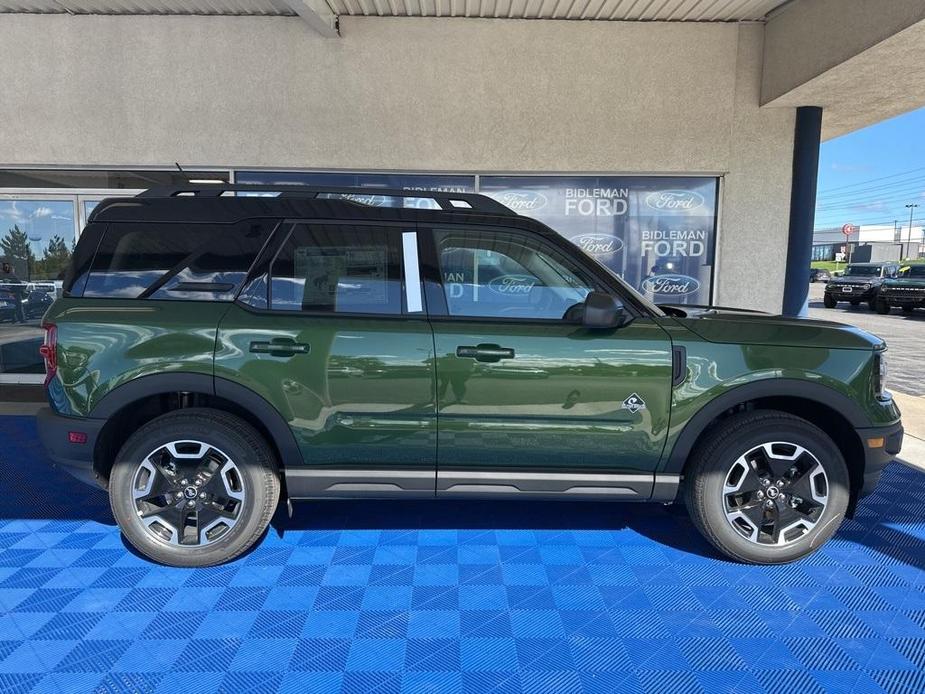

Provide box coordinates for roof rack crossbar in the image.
[137,184,515,215]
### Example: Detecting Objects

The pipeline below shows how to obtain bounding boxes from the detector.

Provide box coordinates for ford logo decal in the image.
[491,190,548,212]
[488,274,537,295]
[642,274,701,296]
[644,190,705,211]
[332,193,390,207]
[572,233,624,257]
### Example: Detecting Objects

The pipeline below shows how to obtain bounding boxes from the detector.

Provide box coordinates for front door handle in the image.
[456,344,515,363]
[250,339,311,356]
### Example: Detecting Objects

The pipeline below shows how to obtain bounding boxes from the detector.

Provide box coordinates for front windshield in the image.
[845,265,880,277]
[905,265,925,278]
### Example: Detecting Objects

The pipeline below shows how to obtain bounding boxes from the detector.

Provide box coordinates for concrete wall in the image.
[0,14,796,312]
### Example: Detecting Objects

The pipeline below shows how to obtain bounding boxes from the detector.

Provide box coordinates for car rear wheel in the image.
[684,411,849,564]
[109,408,280,567]
[823,294,837,308]
[876,300,891,315]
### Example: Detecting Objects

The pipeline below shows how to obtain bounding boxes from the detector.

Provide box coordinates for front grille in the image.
[883,287,925,295]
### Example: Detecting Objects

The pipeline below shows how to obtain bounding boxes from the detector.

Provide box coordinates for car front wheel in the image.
[109,408,280,567]
[684,411,849,564]
[876,300,891,315]
[823,294,837,308]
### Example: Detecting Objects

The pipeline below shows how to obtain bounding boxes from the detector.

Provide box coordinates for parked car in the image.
[809,267,831,283]
[0,288,17,322]
[37,185,903,567]
[875,264,925,314]
[23,288,54,320]
[823,261,900,310]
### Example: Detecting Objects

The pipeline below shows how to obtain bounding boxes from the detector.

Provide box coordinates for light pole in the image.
[906,203,920,260]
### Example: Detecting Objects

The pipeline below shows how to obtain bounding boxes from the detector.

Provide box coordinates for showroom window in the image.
[479,176,718,307]
[0,197,76,378]
[433,228,596,320]
[269,224,405,315]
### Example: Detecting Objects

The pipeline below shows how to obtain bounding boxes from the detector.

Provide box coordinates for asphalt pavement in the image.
[807,282,925,397]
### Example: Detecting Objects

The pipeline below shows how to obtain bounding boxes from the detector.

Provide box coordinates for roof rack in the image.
[137,184,516,216]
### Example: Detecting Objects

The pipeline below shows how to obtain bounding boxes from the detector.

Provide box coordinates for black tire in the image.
[902,306,915,314]
[684,411,849,564]
[875,300,891,315]
[823,294,837,308]
[867,299,877,311]
[109,408,280,567]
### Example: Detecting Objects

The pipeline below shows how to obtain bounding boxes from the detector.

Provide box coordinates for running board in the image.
[285,469,435,499]
[284,468,681,502]
[438,470,656,500]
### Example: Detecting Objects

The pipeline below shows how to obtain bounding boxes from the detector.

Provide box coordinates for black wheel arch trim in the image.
[89,372,301,469]
[661,378,871,476]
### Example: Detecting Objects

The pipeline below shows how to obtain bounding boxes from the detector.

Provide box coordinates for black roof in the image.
[89,184,525,228]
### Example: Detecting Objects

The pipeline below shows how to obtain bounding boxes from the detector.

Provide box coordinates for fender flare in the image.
[90,373,302,468]
[661,378,868,475]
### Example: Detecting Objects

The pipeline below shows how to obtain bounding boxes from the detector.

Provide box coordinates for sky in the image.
[815,106,925,232]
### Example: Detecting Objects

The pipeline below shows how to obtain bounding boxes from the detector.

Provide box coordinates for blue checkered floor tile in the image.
[1,415,924,694]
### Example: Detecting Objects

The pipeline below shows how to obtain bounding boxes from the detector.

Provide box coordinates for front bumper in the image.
[855,419,904,498]
[36,407,107,488]
[826,287,876,301]
[879,293,925,306]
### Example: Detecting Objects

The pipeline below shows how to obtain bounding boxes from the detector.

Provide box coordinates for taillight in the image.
[39,323,57,387]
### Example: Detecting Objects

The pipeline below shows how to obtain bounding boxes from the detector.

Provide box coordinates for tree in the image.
[1,225,34,264]
[38,235,72,280]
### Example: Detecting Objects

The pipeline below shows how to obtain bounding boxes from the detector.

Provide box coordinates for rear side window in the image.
[81,221,274,300]
[269,224,403,315]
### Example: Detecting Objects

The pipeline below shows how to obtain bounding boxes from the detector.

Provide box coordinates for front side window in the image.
[269,224,404,315]
[433,228,596,320]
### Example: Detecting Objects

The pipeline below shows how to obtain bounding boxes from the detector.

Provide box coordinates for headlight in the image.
[874,351,888,399]
[863,283,871,289]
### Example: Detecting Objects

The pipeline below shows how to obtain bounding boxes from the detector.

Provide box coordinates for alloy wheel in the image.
[722,441,828,546]
[131,440,246,547]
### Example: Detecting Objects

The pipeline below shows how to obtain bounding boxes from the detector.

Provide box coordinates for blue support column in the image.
[782,106,823,316]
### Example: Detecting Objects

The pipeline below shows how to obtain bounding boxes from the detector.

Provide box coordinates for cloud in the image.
[829,163,874,173]
[30,207,53,218]
[850,201,888,212]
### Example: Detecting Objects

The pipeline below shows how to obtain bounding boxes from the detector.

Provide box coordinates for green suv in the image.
[36,185,903,567]
[875,264,925,314]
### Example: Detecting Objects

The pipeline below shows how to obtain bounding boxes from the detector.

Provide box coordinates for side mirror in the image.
[582,291,624,329]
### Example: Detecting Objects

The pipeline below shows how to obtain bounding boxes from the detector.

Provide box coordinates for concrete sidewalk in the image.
[893,390,925,473]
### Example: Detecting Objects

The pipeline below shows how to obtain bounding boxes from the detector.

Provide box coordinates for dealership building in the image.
[1,0,924,394]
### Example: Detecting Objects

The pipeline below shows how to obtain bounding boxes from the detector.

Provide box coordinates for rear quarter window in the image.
[80,220,275,300]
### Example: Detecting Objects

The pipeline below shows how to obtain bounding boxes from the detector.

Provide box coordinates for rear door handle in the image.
[456,344,515,363]
[249,339,311,356]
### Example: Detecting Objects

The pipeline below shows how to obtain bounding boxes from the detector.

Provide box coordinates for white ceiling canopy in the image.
[0,0,789,21]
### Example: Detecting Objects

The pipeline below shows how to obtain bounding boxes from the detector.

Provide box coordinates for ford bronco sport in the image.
[36,185,903,567]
